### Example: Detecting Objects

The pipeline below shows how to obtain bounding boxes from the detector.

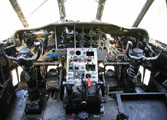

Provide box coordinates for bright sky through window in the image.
[0,0,166,43]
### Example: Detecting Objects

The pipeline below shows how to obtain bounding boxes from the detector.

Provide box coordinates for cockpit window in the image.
[18,0,60,27]
[65,0,98,21]
[139,0,167,44]
[0,1,23,41]
[0,0,166,44]
[102,0,146,27]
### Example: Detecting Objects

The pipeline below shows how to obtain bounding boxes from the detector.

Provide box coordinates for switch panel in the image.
[66,48,98,85]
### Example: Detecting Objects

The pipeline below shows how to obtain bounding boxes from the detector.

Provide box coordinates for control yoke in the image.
[1,45,40,63]
[126,42,162,61]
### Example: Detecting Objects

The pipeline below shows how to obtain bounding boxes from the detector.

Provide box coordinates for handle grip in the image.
[127,48,162,61]
[1,46,40,62]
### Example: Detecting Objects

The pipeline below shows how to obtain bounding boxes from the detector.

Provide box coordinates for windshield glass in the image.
[0,1,23,40]
[65,0,98,21]
[139,0,167,44]
[102,0,146,27]
[18,0,60,27]
[0,0,166,44]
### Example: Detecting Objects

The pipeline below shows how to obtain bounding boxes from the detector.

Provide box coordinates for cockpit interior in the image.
[0,0,167,120]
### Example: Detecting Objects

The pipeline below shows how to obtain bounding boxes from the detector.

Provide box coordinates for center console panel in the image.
[66,48,98,85]
[64,48,102,114]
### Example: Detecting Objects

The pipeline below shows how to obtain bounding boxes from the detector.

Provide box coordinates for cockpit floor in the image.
[8,90,118,120]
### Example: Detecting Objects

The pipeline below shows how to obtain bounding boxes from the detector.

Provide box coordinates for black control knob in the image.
[76,50,81,55]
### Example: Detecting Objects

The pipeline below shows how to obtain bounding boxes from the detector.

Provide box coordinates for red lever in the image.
[88,77,91,88]
[72,113,76,118]
[88,56,92,61]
